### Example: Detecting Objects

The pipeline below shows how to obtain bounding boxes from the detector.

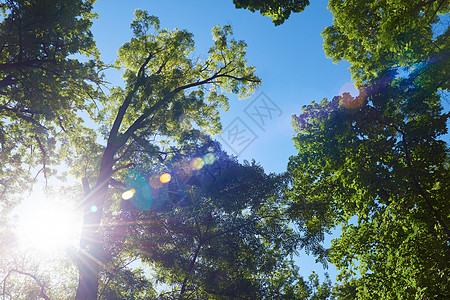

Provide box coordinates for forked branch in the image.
[1,269,51,300]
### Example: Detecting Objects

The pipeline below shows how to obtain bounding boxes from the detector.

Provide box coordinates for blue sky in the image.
[90,0,356,281]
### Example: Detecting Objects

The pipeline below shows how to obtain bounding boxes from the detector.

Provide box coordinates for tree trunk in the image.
[75,238,101,300]
[75,148,115,300]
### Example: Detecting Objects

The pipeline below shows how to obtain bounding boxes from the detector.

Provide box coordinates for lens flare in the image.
[203,153,216,164]
[90,205,98,213]
[191,157,204,170]
[160,173,171,183]
[338,81,359,97]
[125,170,152,211]
[339,89,366,109]
[122,189,135,200]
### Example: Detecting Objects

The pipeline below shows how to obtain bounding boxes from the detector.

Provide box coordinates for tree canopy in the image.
[322,0,449,83]
[113,140,298,298]
[1,0,449,299]
[287,0,450,298]
[232,0,311,25]
[287,76,449,298]
[74,9,262,300]
[0,0,103,206]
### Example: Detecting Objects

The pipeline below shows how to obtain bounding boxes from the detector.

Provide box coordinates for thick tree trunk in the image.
[75,148,115,300]
[75,239,101,300]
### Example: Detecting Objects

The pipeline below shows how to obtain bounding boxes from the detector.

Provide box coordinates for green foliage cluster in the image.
[265,260,334,299]
[70,8,266,299]
[96,139,333,299]
[322,0,449,84]
[119,142,294,298]
[0,0,103,206]
[287,0,450,298]
[232,0,310,25]
[288,76,449,298]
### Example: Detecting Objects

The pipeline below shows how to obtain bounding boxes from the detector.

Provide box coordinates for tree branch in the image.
[116,69,259,151]
[377,117,450,239]
[34,136,48,186]
[0,105,48,131]
[1,269,51,300]
[112,162,135,175]
[0,58,58,71]
[109,178,125,188]
[108,53,154,146]
[179,242,202,300]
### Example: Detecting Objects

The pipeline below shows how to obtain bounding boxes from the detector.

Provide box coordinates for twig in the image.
[111,162,135,175]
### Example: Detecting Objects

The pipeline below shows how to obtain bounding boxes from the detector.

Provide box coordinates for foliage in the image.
[97,267,156,300]
[287,1,450,298]
[265,259,334,299]
[0,1,103,297]
[232,0,310,25]
[108,140,298,299]
[0,0,104,205]
[287,64,450,298]
[74,10,261,299]
[322,0,450,83]
[92,139,333,299]
[0,250,79,300]
[6,1,449,299]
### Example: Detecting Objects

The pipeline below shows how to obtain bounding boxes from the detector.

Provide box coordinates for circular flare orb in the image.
[203,153,216,164]
[90,205,98,213]
[160,173,171,183]
[122,189,136,200]
[339,84,366,110]
[191,157,204,170]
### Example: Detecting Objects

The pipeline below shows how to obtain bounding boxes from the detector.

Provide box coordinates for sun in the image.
[15,202,81,253]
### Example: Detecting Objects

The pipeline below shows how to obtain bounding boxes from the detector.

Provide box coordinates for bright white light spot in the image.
[122,189,135,200]
[15,203,81,253]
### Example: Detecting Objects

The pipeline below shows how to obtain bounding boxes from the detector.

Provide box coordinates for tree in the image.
[111,139,300,299]
[0,0,103,205]
[286,62,450,298]
[74,10,260,299]
[97,267,156,300]
[265,259,334,299]
[232,0,310,25]
[322,0,449,84]
[0,1,103,297]
[286,1,449,297]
